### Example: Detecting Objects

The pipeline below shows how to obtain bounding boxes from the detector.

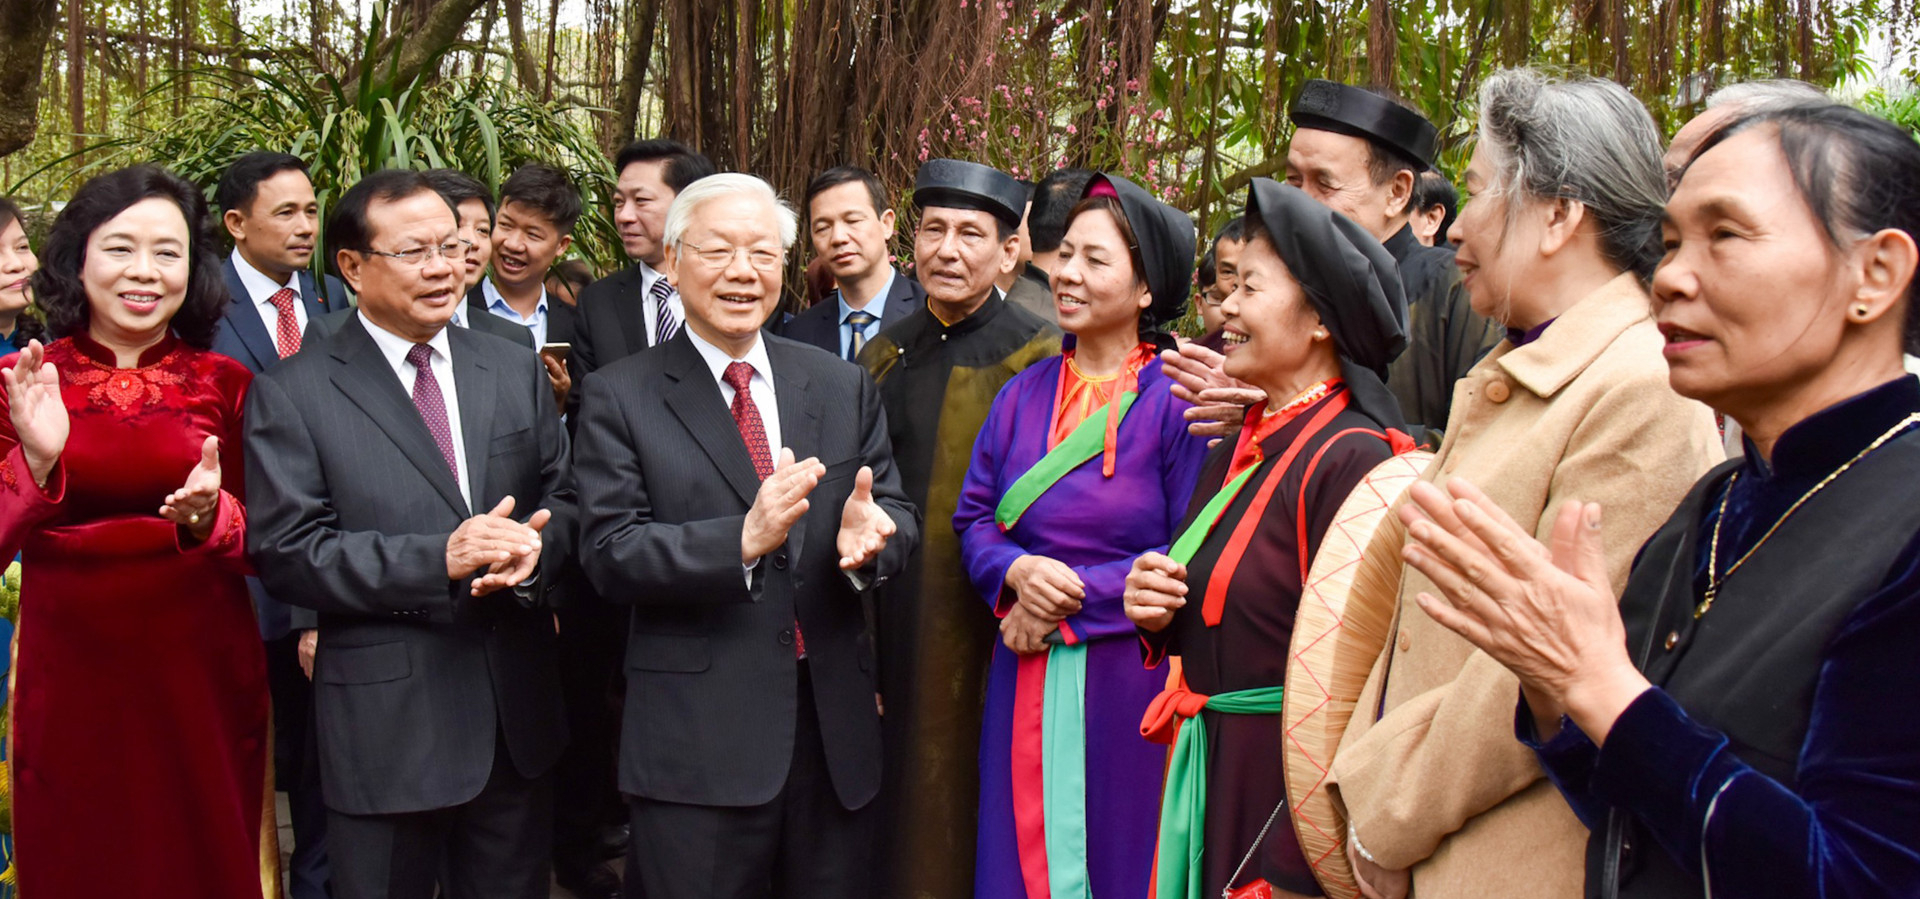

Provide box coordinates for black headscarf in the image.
[1081,173,1196,336]
[1244,177,1410,431]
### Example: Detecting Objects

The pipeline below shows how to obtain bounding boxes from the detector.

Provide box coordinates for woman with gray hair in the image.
[1323,69,1724,899]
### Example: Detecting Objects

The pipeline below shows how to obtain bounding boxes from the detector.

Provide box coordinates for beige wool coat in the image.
[1326,273,1725,899]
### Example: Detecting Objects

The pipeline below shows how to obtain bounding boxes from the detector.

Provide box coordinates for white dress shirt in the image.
[481,278,551,346]
[636,262,687,348]
[686,328,784,583]
[231,248,309,339]
[360,312,472,508]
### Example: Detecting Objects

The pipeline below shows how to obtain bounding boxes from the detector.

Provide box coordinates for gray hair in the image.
[1476,68,1668,278]
[1705,78,1833,113]
[662,172,799,252]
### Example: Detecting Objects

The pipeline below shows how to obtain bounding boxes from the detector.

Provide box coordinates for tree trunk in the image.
[67,0,84,152]
[612,0,660,146]
[0,0,56,159]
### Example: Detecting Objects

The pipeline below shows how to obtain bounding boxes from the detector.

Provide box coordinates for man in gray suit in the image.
[244,169,575,899]
[208,149,352,899]
[572,173,918,899]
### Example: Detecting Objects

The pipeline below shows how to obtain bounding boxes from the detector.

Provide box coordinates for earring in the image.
[1854,303,1873,319]
[1313,328,1329,340]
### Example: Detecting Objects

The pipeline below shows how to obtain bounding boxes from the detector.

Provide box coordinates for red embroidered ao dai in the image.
[0,334,273,898]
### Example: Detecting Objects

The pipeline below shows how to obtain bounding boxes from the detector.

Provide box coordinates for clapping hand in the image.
[743,447,824,564]
[159,436,223,542]
[1159,343,1262,441]
[3,340,68,487]
[447,496,546,596]
[836,465,897,570]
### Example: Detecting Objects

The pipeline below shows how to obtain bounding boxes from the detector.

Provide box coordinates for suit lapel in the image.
[298,271,330,319]
[660,335,764,506]
[222,261,280,370]
[884,267,923,324]
[451,331,493,511]
[770,340,820,565]
[617,267,651,354]
[328,318,471,517]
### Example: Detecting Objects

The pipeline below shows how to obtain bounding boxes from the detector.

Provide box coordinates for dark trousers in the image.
[267,631,332,899]
[624,664,875,899]
[327,733,554,899]
[552,600,627,866]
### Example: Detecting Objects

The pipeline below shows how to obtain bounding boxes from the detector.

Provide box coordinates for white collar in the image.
[685,325,774,389]
[358,309,453,367]
[231,248,300,306]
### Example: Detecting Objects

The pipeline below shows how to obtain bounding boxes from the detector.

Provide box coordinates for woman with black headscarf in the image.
[956,172,1210,899]
[1125,178,1417,899]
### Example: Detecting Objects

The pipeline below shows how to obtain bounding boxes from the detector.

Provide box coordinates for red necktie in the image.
[406,344,459,481]
[269,287,302,359]
[722,361,804,658]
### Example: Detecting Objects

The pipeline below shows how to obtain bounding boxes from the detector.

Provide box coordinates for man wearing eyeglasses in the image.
[571,172,918,899]
[244,169,577,899]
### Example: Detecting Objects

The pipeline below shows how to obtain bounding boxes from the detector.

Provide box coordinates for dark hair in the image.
[1213,215,1247,246]
[327,169,458,256]
[422,168,494,222]
[804,165,890,220]
[0,197,21,237]
[0,197,46,344]
[1412,171,1459,240]
[1029,168,1096,253]
[613,139,717,195]
[33,165,227,348]
[499,163,583,232]
[1692,103,1920,353]
[1197,247,1218,291]
[215,151,310,217]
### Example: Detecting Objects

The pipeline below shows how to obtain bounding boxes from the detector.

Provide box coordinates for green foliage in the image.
[1859,84,1920,138]
[11,5,621,280]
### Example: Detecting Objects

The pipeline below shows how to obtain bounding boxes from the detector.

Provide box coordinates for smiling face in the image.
[225,167,318,279]
[0,217,36,319]
[1286,128,1406,242]
[1218,233,1333,393]
[1051,207,1150,341]
[614,159,674,266]
[1450,139,1550,325]
[491,199,572,292]
[81,197,192,351]
[453,198,493,291]
[914,206,1016,319]
[808,181,895,286]
[1651,127,1864,421]
[339,190,462,343]
[666,191,785,357]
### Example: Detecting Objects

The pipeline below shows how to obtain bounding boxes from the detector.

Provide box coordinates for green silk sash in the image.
[1041,642,1092,898]
[994,392,1140,532]
[1153,685,1288,899]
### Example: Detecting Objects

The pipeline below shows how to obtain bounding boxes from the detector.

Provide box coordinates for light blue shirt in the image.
[837,268,897,360]
[481,278,550,346]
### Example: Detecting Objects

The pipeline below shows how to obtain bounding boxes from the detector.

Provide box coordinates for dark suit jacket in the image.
[465,283,575,350]
[572,332,919,810]
[778,267,926,359]
[211,258,352,639]
[243,314,575,816]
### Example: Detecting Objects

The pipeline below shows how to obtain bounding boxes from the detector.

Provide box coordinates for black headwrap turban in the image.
[1244,177,1410,431]
[1081,173,1196,335]
[912,159,1028,230]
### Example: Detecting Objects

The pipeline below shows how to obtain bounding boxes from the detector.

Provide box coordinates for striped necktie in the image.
[651,277,679,347]
[845,310,877,362]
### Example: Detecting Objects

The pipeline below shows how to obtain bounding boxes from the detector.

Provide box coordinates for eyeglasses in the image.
[361,242,465,267]
[683,242,786,273]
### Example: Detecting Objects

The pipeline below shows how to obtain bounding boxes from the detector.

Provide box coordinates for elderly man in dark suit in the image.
[572,172,918,899]
[209,149,352,899]
[780,165,925,360]
[244,169,575,899]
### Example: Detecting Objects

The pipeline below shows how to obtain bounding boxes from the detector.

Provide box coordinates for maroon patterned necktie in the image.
[406,343,459,480]
[722,361,803,657]
[269,287,302,358]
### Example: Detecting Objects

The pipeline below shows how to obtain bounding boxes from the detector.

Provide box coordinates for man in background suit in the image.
[780,166,925,361]
[568,139,715,396]
[245,170,575,899]
[572,173,918,899]
[467,163,580,416]
[209,149,351,899]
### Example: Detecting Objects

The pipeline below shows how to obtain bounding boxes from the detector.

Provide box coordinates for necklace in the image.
[1698,412,1920,619]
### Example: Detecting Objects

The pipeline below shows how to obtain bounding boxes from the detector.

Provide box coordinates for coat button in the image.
[1398,633,1412,653]
[1664,630,1680,650]
[778,629,794,646]
[1484,379,1511,403]
[773,551,789,570]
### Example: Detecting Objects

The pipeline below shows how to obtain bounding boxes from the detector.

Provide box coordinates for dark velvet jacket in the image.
[1522,375,1920,898]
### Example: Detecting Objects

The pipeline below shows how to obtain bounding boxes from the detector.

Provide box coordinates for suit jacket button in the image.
[1484,379,1511,404]
[778,629,794,646]
[773,551,789,570]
